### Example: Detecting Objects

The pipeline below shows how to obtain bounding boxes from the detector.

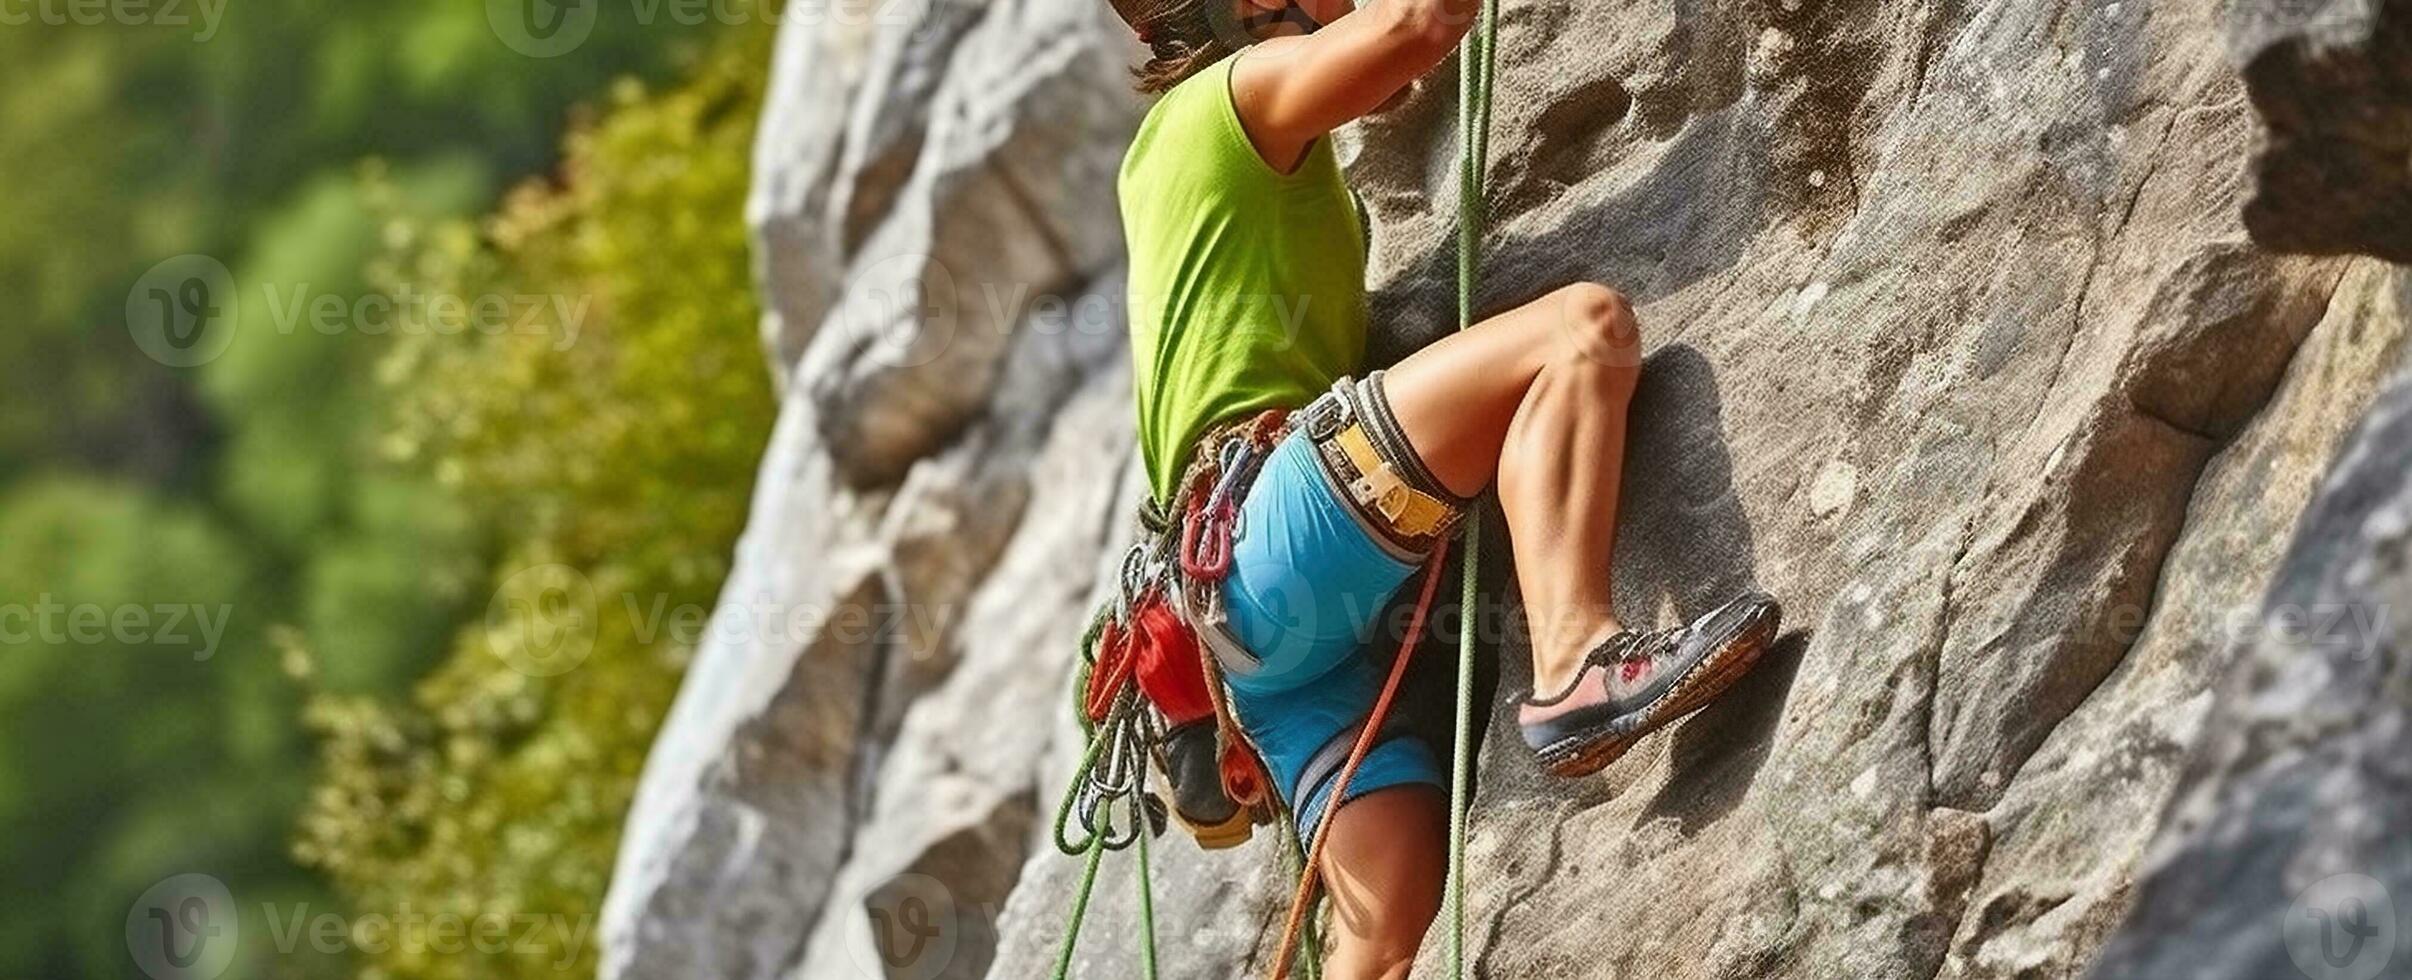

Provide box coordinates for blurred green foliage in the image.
[291,28,775,980]
[0,477,278,972]
[0,0,763,976]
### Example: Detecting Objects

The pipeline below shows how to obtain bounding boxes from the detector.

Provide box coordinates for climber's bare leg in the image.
[1320,785,1446,979]
[1380,283,1643,696]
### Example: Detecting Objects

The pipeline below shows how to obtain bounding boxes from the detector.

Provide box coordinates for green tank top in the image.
[1120,54,1368,501]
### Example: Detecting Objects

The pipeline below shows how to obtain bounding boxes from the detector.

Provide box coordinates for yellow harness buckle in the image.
[1334,423,1455,539]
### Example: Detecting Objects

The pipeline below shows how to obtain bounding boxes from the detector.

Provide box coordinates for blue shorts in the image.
[1213,376,1459,839]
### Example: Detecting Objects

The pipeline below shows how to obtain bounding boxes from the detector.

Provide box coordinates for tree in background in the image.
[293,25,776,980]
[0,0,732,975]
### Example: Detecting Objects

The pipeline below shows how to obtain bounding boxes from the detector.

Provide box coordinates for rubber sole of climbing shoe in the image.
[1532,598,1781,779]
[1174,803,1256,849]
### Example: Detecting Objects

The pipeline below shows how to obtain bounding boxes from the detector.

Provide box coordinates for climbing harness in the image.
[1048,5,1498,972]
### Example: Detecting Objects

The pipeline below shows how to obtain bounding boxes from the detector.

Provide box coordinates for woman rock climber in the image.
[1104,0,1782,973]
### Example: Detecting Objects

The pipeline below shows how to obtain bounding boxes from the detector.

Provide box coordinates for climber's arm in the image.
[1230,0,1479,169]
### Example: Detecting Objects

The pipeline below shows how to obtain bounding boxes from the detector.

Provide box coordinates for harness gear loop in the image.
[1179,412,1280,582]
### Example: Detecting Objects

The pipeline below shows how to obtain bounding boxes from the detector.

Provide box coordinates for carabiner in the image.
[1181,492,1238,581]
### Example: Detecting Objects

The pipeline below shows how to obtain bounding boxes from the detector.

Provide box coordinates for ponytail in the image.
[1109,0,1250,94]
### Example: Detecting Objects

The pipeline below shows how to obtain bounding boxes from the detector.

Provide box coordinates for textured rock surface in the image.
[602,0,2412,977]
[597,0,1140,974]
[2085,326,2412,980]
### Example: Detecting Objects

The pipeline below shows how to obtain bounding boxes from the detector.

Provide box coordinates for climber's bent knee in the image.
[1545,282,1642,398]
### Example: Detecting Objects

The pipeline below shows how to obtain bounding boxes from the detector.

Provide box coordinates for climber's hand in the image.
[1228,0,1478,170]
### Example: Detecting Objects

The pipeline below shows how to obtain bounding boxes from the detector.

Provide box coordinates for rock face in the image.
[596,0,1140,975]
[2084,327,2412,980]
[600,0,2412,977]
[2230,0,2412,262]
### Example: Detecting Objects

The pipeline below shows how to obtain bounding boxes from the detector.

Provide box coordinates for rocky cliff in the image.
[598,0,2412,977]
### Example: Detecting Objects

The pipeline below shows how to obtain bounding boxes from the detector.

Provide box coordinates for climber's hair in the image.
[1108,0,1244,94]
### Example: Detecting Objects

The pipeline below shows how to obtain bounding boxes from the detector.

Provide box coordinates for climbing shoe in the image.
[1516,591,1781,778]
[1157,720,1255,848]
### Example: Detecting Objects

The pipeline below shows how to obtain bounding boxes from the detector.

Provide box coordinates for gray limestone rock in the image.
[607,0,2412,977]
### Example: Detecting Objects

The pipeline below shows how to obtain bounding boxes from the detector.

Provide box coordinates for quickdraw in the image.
[1081,544,1170,723]
[1180,436,1268,580]
[1053,681,1166,858]
[1049,680,1165,980]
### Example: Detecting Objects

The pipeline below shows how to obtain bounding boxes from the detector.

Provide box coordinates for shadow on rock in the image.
[1612,343,1764,622]
[1643,628,1810,833]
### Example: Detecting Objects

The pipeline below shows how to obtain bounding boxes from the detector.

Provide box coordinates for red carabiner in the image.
[1181,492,1236,581]
[1081,616,1135,723]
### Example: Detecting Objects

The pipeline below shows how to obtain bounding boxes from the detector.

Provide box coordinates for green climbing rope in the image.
[1052,826,1108,980]
[1135,806,1159,980]
[1445,3,1499,977]
[1281,809,1325,980]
